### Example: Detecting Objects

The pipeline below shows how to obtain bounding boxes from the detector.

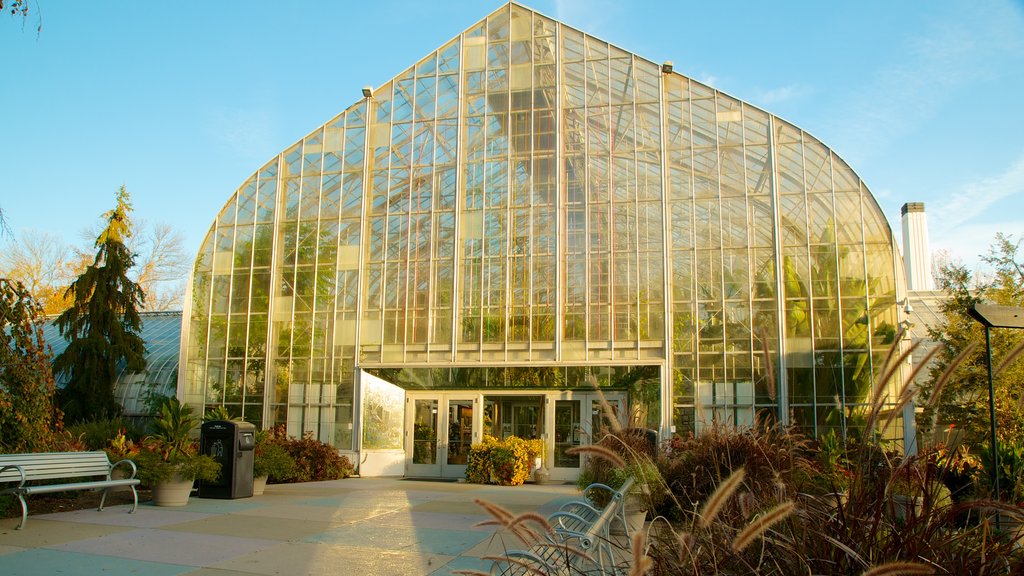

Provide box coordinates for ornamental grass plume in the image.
[861,561,935,576]
[731,500,796,552]
[629,530,654,576]
[565,443,627,468]
[698,467,745,528]
[472,498,550,545]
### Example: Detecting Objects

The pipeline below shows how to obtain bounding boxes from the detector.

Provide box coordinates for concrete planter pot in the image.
[253,475,269,496]
[891,494,923,521]
[152,472,194,507]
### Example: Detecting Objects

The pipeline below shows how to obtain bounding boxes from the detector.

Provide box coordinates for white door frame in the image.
[405,392,482,478]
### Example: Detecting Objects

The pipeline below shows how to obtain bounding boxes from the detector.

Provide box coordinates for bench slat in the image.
[22,479,140,495]
[0,451,115,483]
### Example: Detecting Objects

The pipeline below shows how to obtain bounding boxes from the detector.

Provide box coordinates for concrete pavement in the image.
[0,478,583,575]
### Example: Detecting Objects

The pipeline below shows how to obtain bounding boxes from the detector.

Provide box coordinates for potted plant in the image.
[134,396,220,506]
[612,457,663,535]
[252,430,296,495]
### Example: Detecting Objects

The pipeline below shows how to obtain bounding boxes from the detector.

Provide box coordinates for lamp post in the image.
[967,304,1024,517]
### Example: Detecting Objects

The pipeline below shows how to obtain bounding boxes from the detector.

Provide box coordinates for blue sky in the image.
[2,1,1022,276]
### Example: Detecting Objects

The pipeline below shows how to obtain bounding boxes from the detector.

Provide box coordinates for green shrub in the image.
[270,426,353,482]
[981,437,1024,505]
[253,430,297,482]
[66,418,138,450]
[0,279,62,453]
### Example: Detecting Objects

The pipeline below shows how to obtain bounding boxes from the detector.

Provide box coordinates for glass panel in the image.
[447,400,473,465]
[555,401,581,467]
[413,399,438,465]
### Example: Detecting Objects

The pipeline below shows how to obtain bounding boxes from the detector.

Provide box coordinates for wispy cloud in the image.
[696,74,719,88]
[928,151,1024,268]
[204,106,276,164]
[751,84,809,106]
[554,0,619,36]
[931,152,1024,233]
[824,5,1024,165]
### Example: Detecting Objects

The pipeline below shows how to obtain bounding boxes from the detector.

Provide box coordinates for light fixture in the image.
[968,303,1024,528]
[661,61,673,74]
[361,86,373,99]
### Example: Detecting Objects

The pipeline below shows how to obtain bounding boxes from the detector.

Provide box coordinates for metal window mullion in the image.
[216,200,239,410]
[503,26,513,361]
[353,100,374,453]
[713,92,727,412]
[327,124,346,405]
[263,156,284,428]
[240,192,258,416]
[425,56,440,359]
[582,53,591,358]
[306,135,326,417]
[450,34,466,363]
[402,85,417,361]
[739,103,755,419]
[828,153,848,440]
[554,21,564,360]
[798,130,817,434]
[767,116,788,425]
[383,84,398,353]
[689,79,703,422]
[605,54,613,352]
[630,55,641,350]
[658,68,674,437]
[193,226,219,408]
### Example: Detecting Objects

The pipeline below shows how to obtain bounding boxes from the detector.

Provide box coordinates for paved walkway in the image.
[0,478,582,575]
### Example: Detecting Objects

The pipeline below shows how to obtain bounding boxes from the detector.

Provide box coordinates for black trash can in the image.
[199,420,256,499]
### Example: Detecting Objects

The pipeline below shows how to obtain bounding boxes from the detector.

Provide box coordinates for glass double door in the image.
[406,393,478,478]
[549,392,626,482]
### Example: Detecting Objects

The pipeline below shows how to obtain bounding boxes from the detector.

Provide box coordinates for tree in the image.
[80,219,189,311]
[131,221,188,311]
[920,234,1024,445]
[53,186,147,423]
[0,278,62,452]
[0,229,82,315]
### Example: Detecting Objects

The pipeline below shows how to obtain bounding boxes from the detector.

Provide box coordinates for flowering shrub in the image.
[268,425,354,482]
[466,435,543,486]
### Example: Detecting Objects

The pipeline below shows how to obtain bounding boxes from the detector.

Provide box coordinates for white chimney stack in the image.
[901,202,933,291]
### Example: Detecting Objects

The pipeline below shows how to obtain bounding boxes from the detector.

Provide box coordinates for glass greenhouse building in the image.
[180,2,911,478]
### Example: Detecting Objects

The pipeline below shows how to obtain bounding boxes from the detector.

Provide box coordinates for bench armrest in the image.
[582,482,623,503]
[110,459,138,480]
[558,499,601,518]
[548,510,592,532]
[0,464,27,489]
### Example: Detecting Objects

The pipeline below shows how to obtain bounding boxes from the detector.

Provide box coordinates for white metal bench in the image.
[0,451,140,529]
[489,477,635,575]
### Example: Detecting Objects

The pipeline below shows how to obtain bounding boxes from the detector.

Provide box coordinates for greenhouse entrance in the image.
[403,391,626,480]
[405,393,478,478]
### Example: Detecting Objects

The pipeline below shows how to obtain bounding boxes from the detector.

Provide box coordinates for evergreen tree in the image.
[920,234,1024,445]
[54,186,146,423]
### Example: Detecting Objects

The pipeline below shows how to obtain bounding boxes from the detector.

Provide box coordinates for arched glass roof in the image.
[42,311,181,418]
